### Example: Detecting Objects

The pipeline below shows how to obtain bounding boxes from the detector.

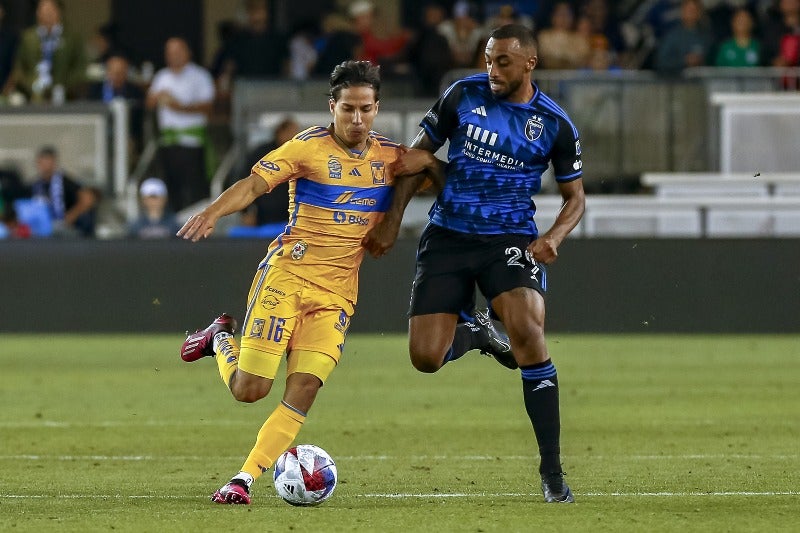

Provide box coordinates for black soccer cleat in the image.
[474,309,518,370]
[541,472,575,503]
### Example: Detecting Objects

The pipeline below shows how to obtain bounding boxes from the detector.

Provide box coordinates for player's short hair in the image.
[329,60,381,102]
[489,23,538,53]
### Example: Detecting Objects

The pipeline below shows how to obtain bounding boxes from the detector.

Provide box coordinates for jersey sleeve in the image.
[550,117,583,182]
[250,138,304,191]
[419,81,463,150]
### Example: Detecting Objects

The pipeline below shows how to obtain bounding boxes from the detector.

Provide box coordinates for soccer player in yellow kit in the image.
[177,61,403,504]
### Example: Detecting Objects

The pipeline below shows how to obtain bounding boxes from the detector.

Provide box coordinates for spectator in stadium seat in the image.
[761,0,800,67]
[537,1,591,69]
[87,53,145,155]
[209,1,287,115]
[407,2,454,96]
[146,37,215,212]
[577,15,620,71]
[484,3,536,33]
[438,1,485,69]
[312,12,362,78]
[287,20,319,81]
[87,52,143,103]
[654,0,714,75]
[26,146,98,238]
[579,0,629,63]
[349,0,411,72]
[714,7,762,67]
[0,1,18,93]
[226,0,288,79]
[626,0,685,41]
[6,0,86,102]
[127,177,179,239]
[620,0,684,69]
[85,22,128,84]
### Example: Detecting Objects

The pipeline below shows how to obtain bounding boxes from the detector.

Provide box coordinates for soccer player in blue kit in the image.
[363,24,585,503]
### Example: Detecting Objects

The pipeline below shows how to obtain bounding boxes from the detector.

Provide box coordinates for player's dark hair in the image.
[329,60,381,102]
[489,23,538,53]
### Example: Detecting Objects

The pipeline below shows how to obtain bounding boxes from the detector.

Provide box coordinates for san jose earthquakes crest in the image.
[525,116,544,141]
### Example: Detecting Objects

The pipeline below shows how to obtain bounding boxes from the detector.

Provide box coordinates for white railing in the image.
[400,192,800,239]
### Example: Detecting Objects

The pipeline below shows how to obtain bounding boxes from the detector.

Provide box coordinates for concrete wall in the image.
[1,238,798,334]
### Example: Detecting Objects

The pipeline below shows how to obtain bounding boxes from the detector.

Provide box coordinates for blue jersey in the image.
[420,73,582,236]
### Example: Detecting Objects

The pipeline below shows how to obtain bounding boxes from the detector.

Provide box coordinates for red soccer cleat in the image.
[180,313,237,362]
[211,480,251,505]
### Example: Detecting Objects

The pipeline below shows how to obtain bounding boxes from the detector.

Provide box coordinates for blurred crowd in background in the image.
[1,0,799,239]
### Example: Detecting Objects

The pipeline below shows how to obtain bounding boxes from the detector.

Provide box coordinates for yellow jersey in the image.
[250,125,402,303]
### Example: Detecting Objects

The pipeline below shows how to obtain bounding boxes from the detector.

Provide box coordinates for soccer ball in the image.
[273,444,337,506]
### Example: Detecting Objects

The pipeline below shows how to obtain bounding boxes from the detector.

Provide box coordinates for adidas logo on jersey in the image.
[471,106,487,117]
[349,168,361,176]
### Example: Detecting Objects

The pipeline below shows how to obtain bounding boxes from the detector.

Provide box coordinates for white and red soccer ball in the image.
[273,444,337,506]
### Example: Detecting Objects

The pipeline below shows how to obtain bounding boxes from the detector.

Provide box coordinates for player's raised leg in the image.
[474,308,518,369]
[180,313,237,362]
[180,313,274,402]
[407,310,517,372]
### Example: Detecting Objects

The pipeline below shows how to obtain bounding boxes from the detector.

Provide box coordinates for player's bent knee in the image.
[409,337,449,373]
[409,350,443,373]
[230,375,272,403]
[231,387,268,403]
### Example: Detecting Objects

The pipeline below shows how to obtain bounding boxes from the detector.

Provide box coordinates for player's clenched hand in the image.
[362,217,400,258]
[528,236,559,264]
[390,147,432,177]
[177,213,217,242]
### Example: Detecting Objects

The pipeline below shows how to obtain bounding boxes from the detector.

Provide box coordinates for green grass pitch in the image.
[1,334,798,532]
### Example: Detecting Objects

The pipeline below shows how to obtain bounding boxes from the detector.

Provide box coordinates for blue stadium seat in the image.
[14,199,53,237]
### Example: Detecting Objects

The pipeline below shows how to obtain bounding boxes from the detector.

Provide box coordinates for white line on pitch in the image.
[1,492,798,500]
[365,491,800,498]
[1,454,798,461]
[0,420,252,428]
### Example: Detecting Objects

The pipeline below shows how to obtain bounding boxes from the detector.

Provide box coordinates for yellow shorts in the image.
[238,266,354,383]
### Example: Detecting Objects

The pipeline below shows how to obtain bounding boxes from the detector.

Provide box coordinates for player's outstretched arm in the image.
[361,170,422,257]
[394,130,446,192]
[177,174,269,242]
[362,131,444,258]
[529,178,585,264]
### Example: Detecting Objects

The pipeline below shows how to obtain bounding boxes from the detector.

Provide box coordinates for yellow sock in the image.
[241,401,306,481]
[214,333,239,388]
